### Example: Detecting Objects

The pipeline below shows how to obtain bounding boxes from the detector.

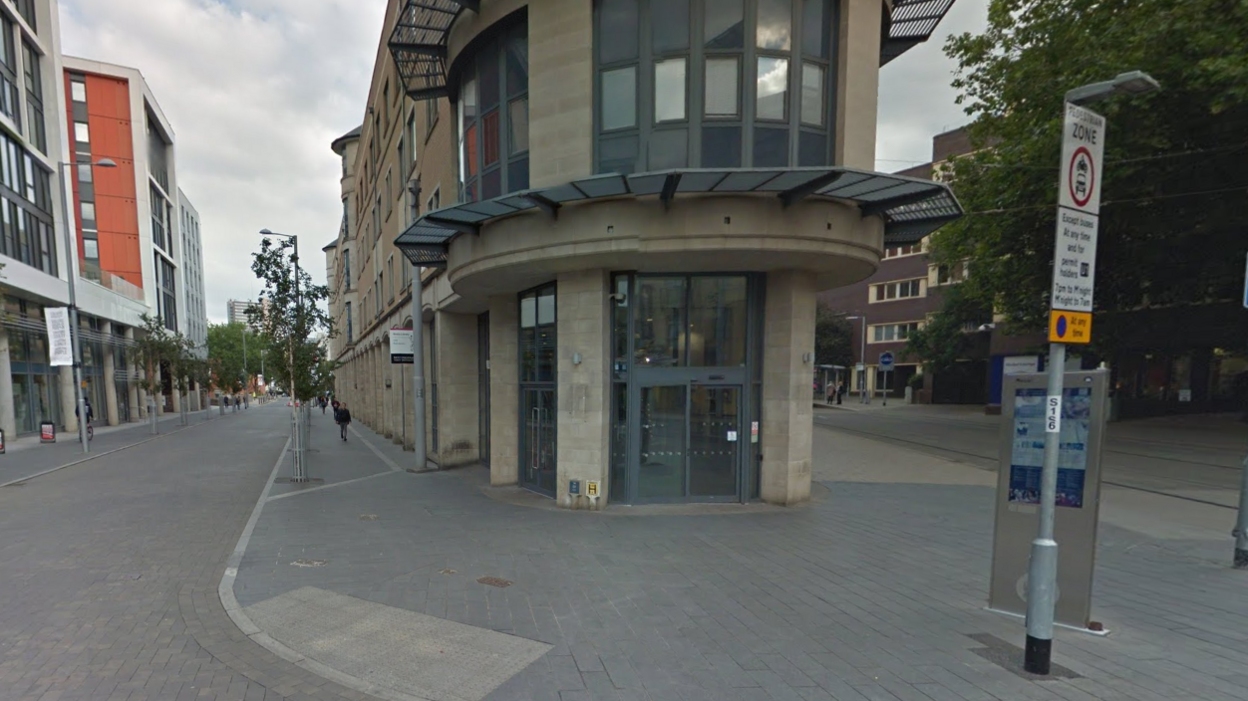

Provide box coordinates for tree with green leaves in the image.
[134,314,177,413]
[814,303,854,369]
[250,237,334,402]
[206,322,273,394]
[920,0,1248,359]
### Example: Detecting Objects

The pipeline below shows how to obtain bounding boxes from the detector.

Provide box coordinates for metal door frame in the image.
[628,367,747,504]
[520,386,556,496]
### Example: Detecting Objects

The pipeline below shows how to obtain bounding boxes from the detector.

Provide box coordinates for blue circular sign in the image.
[879,351,895,370]
[1056,315,1068,338]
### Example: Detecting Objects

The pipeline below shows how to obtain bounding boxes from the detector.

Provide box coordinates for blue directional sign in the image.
[879,351,895,371]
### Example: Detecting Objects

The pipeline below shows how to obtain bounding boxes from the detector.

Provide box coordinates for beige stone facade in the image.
[322,0,960,506]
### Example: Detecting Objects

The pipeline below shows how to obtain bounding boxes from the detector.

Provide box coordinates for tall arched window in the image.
[594,0,834,173]
[457,20,529,203]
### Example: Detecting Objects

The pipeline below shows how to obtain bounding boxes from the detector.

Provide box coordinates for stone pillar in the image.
[555,270,610,510]
[0,331,15,438]
[383,339,394,439]
[488,295,519,485]
[528,0,593,187]
[125,328,139,422]
[101,321,120,426]
[434,311,480,468]
[760,270,817,506]
[834,0,882,169]
[60,365,78,431]
[190,381,201,411]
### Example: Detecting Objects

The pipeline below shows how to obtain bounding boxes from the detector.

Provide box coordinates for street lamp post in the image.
[58,158,117,453]
[846,314,868,404]
[259,229,304,480]
[1023,70,1159,676]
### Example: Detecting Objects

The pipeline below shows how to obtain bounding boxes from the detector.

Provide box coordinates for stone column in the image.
[0,331,16,438]
[834,0,882,169]
[555,270,610,510]
[125,328,139,422]
[60,365,78,431]
[488,294,519,485]
[101,321,120,426]
[434,311,480,468]
[760,270,817,506]
[190,381,201,411]
[383,339,394,439]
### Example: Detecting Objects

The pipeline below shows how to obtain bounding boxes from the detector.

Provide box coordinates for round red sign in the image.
[1068,146,1095,208]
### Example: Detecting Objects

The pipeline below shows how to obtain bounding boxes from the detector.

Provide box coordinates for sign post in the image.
[879,351,894,406]
[1025,101,1105,675]
[390,328,414,364]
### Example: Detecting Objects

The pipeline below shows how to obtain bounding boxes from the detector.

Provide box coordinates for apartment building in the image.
[324,0,962,508]
[178,189,206,357]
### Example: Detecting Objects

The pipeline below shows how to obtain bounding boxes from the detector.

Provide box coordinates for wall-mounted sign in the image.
[390,328,414,364]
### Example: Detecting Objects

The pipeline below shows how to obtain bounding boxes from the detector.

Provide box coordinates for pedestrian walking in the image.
[334,402,352,441]
[321,396,327,415]
[331,398,340,414]
[837,381,845,405]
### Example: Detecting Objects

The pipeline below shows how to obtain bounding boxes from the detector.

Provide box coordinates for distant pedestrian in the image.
[331,398,340,413]
[223,395,230,408]
[836,381,845,405]
[334,402,352,441]
[320,396,327,415]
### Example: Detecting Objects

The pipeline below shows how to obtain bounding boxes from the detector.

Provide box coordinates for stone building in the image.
[324,0,962,508]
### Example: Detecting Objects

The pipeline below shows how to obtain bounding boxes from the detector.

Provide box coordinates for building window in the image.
[387,256,394,303]
[345,302,353,343]
[74,121,89,144]
[884,243,921,258]
[426,187,440,213]
[870,322,921,343]
[936,262,968,285]
[342,248,350,288]
[21,42,43,153]
[456,20,529,203]
[157,256,177,331]
[0,15,18,127]
[595,0,834,172]
[71,78,86,103]
[151,184,168,250]
[871,279,923,302]
[14,0,35,30]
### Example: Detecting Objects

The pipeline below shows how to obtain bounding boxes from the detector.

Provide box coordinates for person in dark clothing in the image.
[334,402,352,441]
[836,381,845,405]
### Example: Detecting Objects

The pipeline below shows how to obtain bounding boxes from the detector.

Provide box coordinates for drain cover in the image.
[359,514,379,521]
[291,558,328,568]
[477,576,512,588]
[440,568,457,575]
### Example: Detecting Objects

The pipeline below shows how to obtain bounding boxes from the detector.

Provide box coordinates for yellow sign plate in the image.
[1049,310,1092,344]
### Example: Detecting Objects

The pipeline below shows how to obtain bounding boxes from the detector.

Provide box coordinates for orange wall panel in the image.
[66,70,143,288]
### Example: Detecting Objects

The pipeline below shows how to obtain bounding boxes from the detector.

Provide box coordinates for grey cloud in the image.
[60,0,384,323]
[876,0,988,170]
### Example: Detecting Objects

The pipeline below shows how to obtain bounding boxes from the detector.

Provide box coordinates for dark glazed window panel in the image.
[610,383,628,499]
[798,130,827,166]
[482,168,502,199]
[688,276,747,366]
[601,67,637,130]
[801,62,824,125]
[509,97,529,153]
[507,32,529,97]
[483,110,500,165]
[612,275,630,378]
[638,385,687,498]
[599,133,639,174]
[508,157,530,191]
[648,129,688,170]
[753,126,789,167]
[634,277,687,367]
[704,0,745,49]
[704,57,739,117]
[463,124,479,176]
[702,126,742,167]
[480,44,500,109]
[652,0,690,52]
[802,0,829,58]
[598,0,639,63]
[654,58,687,122]
[756,0,792,50]
[756,57,788,120]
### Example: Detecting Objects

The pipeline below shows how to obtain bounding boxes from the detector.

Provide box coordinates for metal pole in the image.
[57,162,89,454]
[1024,341,1066,674]
[860,315,868,404]
[288,237,302,480]
[1234,452,1248,568]
[411,262,426,469]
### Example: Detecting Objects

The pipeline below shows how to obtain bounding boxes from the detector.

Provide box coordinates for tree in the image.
[206,322,270,394]
[133,314,179,413]
[905,283,992,375]
[250,238,334,401]
[814,303,854,368]
[929,0,1248,355]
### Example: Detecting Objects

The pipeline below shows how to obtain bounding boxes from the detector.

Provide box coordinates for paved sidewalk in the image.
[228,417,1248,701]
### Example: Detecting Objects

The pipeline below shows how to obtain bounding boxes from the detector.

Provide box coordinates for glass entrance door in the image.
[521,388,556,496]
[636,381,741,502]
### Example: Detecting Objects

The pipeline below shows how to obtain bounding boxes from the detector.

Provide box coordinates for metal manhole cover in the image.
[291,558,328,568]
[359,514,379,521]
[477,576,512,588]
[440,568,457,575]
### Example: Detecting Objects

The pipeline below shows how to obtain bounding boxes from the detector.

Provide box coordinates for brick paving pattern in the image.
[0,405,378,701]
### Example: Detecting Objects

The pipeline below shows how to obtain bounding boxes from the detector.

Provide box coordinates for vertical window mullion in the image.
[788,0,800,165]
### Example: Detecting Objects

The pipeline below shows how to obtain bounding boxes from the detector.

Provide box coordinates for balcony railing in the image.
[80,259,145,303]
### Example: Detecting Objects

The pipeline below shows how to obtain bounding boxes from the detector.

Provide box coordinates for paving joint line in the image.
[219,434,433,701]
[266,470,400,502]
[0,415,223,488]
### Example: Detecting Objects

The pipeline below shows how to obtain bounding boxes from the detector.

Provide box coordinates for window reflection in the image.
[634,277,687,367]
[704,0,745,49]
[756,57,788,120]
[688,277,747,366]
[602,67,637,130]
[756,0,792,50]
[705,57,739,117]
[654,58,687,122]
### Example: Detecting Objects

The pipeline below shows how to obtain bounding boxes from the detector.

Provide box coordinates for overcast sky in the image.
[59,0,986,325]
